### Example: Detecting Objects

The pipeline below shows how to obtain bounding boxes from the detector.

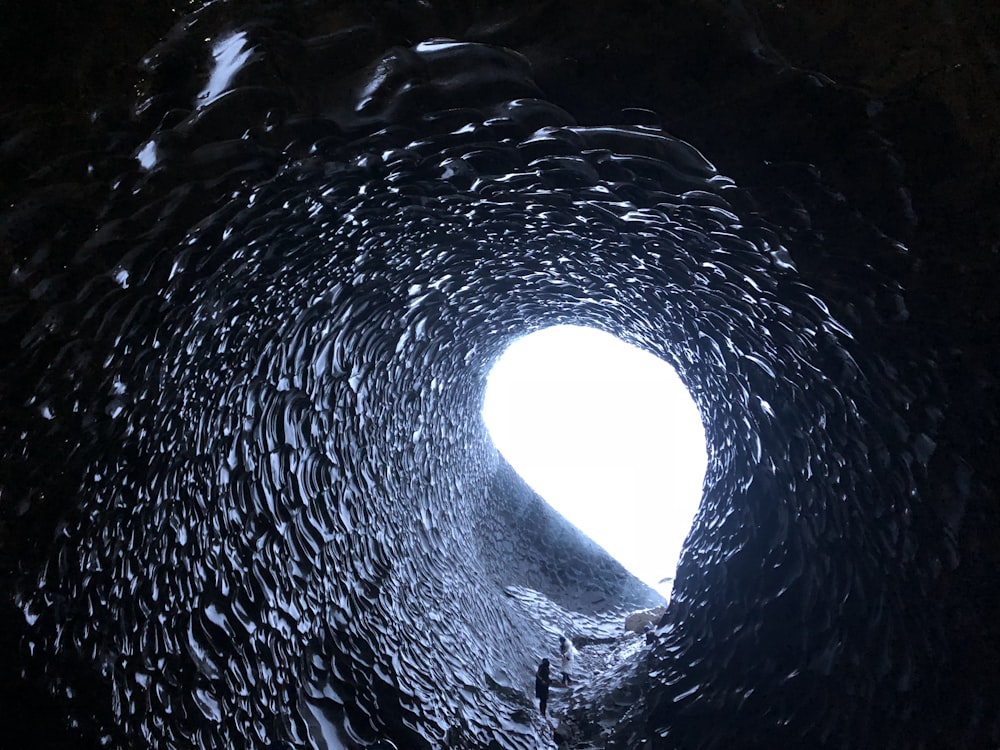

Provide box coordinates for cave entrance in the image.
[482,325,707,599]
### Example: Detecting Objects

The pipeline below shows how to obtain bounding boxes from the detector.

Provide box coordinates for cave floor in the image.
[504,586,656,748]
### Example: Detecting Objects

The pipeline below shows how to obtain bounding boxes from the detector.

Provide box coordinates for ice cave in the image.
[1,2,998,748]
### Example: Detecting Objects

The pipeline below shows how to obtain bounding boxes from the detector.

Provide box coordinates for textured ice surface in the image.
[2,6,971,750]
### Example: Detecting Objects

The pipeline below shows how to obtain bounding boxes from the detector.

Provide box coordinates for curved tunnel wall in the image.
[1,3,997,749]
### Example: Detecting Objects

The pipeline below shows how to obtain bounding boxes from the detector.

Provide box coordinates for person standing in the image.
[535,658,552,717]
[558,635,575,685]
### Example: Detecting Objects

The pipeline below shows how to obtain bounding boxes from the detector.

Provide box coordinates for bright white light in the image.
[482,325,707,599]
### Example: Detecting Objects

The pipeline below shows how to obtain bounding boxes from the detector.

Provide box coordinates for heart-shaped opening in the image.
[482,325,707,599]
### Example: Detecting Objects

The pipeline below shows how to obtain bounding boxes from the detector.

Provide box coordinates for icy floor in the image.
[504,586,661,748]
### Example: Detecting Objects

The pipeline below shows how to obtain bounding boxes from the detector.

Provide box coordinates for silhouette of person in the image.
[558,635,575,685]
[535,658,552,717]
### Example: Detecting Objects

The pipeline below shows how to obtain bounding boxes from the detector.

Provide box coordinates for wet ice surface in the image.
[2,7,958,750]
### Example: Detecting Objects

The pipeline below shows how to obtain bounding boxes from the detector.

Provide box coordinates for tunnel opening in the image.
[482,325,708,600]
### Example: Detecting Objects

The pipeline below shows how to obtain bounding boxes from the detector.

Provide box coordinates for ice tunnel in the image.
[1,2,998,749]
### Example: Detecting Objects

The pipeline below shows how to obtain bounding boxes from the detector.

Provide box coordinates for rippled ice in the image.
[3,11,957,750]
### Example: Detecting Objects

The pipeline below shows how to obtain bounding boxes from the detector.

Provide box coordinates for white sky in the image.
[482,325,707,599]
